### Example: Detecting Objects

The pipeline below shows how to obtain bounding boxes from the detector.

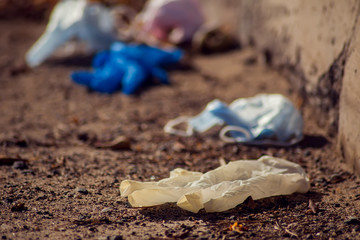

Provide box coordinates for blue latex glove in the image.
[71,42,183,94]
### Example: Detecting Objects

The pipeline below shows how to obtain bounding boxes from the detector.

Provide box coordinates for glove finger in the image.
[152,68,169,84]
[121,62,147,95]
[71,71,93,86]
[93,51,110,68]
[89,65,124,93]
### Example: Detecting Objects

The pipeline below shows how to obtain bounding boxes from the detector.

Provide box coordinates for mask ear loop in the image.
[164,116,194,137]
[219,125,252,143]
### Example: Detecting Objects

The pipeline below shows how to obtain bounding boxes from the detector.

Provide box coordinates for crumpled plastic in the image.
[26,0,117,67]
[136,0,204,44]
[71,42,183,94]
[120,155,310,213]
[164,94,303,146]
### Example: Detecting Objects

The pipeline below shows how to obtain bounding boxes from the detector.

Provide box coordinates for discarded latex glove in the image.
[71,42,183,94]
[120,155,310,213]
[164,94,303,146]
[26,0,117,67]
[136,0,204,44]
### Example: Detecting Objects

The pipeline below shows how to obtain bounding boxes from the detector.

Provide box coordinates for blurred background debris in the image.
[0,0,146,20]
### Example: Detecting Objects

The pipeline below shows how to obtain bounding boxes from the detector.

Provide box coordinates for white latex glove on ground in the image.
[26,0,117,67]
[120,156,310,213]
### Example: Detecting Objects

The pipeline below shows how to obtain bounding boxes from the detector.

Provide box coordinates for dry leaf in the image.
[0,155,27,166]
[173,141,185,152]
[93,136,131,150]
[229,222,248,232]
[308,199,317,214]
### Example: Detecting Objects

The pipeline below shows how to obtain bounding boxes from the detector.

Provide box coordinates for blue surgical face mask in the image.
[164,99,253,141]
[164,94,303,146]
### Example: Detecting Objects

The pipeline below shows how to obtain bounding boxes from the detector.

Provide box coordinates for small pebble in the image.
[109,236,123,240]
[329,173,344,183]
[75,188,88,195]
[12,161,28,170]
[344,217,360,225]
[173,141,185,152]
[11,201,27,212]
[304,150,311,157]
[129,168,137,175]
[100,207,112,214]
[77,132,96,142]
[4,198,13,204]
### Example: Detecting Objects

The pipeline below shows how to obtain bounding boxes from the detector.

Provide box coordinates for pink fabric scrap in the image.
[140,0,204,43]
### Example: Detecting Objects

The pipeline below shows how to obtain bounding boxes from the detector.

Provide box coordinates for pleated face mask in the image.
[164,94,304,146]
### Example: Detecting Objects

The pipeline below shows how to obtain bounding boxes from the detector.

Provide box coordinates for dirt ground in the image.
[1,19,360,240]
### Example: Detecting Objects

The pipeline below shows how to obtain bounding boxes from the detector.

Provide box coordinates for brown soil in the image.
[1,19,360,240]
